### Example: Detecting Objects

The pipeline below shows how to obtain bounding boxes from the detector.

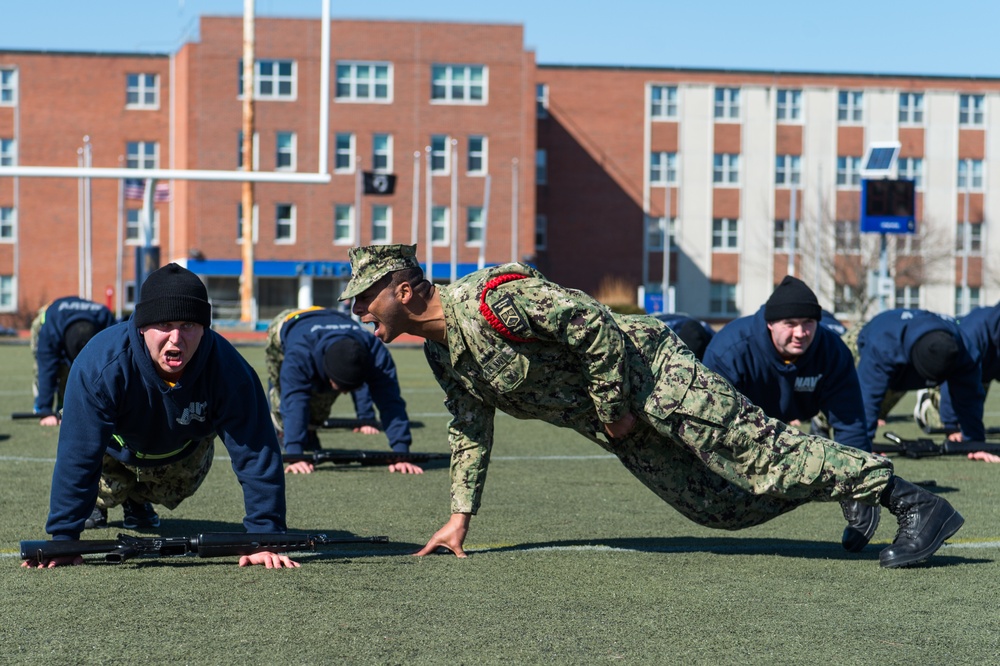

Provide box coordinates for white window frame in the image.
[126,73,159,109]
[773,219,801,252]
[467,135,487,175]
[431,206,449,245]
[959,94,985,127]
[466,206,484,246]
[0,67,17,105]
[897,157,924,190]
[430,135,450,175]
[651,85,678,120]
[956,222,983,254]
[275,203,296,244]
[712,218,740,251]
[372,133,392,173]
[275,131,296,171]
[535,214,548,251]
[958,158,984,191]
[236,203,259,244]
[371,204,391,244]
[0,206,15,242]
[536,83,549,119]
[714,87,740,120]
[240,59,297,101]
[0,138,15,166]
[836,156,862,189]
[834,283,857,315]
[126,141,158,169]
[838,90,864,123]
[895,285,921,309]
[431,64,487,104]
[125,208,161,245]
[713,153,740,185]
[237,131,260,170]
[776,89,802,122]
[650,152,678,185]
[335,61,392,102]
[645,215,676,252]
[709,282,738,316]
[0,275,14,311]
[334,204,355,245]
[775,155,801,187]
[335,133,355,173]
[955,286,982,312]
[898,92,924,125]
[834,220,861,254]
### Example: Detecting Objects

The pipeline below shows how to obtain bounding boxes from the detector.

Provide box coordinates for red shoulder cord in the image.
[479,274,537,343]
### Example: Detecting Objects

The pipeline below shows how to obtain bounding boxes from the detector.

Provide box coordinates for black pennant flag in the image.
[363,172,397,195]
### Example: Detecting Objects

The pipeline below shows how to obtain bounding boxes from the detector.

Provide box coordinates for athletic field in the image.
[1,340,998,664]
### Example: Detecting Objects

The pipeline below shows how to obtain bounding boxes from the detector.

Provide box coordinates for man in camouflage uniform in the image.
[340,244,965,569]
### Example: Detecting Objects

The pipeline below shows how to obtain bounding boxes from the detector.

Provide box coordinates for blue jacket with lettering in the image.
[703,306,870,451]
[278,309,411,456]
[856,308,984,441]
[34,296,116,413]
[939,302,1000,428]
[46,318,286,540]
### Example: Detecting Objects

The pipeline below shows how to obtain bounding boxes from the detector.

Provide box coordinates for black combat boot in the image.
[840,500,880,552]
[879,477,964,568]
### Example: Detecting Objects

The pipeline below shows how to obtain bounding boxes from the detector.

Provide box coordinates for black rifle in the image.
[283,449,449,467]
[321,417,424,429]
[11,411,57,420]
[21,532,389,564]
[920,425,1000,436]
[875,432,1000,459]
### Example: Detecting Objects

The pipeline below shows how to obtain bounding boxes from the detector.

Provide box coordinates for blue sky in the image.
[5,0,1000,78]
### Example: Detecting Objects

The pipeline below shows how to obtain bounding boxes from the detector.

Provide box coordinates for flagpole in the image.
[116,168,124,319]
[449,139,458,283]
[411,150,420,244]
[425,145,433,282]
[478,174,491,270]
[354,156,362,246]
[77,147,84,297]
[510,158,519,263]
[239,0,256,326]
[83,136,93,300]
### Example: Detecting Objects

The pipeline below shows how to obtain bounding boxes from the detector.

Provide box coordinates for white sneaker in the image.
[913,389,931,432]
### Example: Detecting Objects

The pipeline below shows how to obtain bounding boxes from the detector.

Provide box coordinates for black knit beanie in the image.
[63,320,98,361]
[323,338,371,391]
[764,276,822,322]
[133,263,212,328]
[910,330,960,382]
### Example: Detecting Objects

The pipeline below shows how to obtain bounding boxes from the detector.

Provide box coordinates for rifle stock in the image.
[11,411,56,420]
[876,431,1000,459]
[283,449,449,467]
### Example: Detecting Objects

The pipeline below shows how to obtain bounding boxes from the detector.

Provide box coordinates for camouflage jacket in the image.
[424,263,696,514]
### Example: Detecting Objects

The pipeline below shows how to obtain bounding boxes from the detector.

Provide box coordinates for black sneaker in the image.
[122,499,160,530]
[84,506,108,529]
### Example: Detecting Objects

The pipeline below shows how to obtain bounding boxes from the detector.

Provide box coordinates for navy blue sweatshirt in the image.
[703,307,870,451]
[46,318,287,540]
[278,309,411,456]
[939,303,1000,428]
[34,297,116,413]
[856,308,984,441]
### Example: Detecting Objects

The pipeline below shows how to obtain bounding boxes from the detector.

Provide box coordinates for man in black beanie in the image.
[704,275,880,553]
[264,306,417,475]
[26,263,297,569]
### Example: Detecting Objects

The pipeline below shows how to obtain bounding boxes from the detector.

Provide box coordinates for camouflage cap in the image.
[340,244,420,300]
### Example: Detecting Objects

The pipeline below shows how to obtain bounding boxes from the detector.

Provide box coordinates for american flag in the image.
[124,179,172,202]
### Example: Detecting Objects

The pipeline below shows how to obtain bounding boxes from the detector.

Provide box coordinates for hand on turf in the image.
[946,431,964,443]
[388,461,424,474]
[238,551,301,568]
[38,415,60,427]
[354,425,381,435]
[968,450,1000,463]
[604,412,636,440]
[414,513,470,558]
[21,554,83,568]
[284,461,315,475]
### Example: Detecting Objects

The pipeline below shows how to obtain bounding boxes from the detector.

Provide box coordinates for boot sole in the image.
[880,509,965,568]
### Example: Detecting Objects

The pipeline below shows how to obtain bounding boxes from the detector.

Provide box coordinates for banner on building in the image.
[362,172,396,195]
[124,178,172,202]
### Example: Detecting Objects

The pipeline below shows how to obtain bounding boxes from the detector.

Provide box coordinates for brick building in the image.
[1,14,997,327]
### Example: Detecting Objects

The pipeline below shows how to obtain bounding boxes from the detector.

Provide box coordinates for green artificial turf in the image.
[1,340,998,665]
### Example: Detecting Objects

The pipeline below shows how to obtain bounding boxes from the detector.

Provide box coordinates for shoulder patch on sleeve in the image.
[479,274,537,343]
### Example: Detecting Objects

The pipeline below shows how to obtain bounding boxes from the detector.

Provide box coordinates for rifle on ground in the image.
[876,432,1000,459]
[920,425,1000,437]
[321,417,424,430]
[11,411,56,420]
[283,449,449,467]
[21,532,389,564]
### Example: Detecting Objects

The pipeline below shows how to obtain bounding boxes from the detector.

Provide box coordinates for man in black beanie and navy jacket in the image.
[704,276,880,553]
[25,263,296,569]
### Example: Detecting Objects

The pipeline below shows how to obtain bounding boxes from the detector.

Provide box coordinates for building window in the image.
[646,215,676,252]
[372,133,392,173]
[0,275,13,310]
[835,220,861,253]
[959,94,985,126]
[775,155,801,186]
[899,92,924,124]
[371,205,391,244]
[834,283,857,314]
[431,64,486,104]
[275,204,295,243]
[276,131,296,171]
[714,87,740,120]
[126,141,158,169]
[897,157,924,189]
[467,135,487,175]
[335,133,355,173]
[431,206,449,245]
[895,285,921,309]
[956,222,983,253]
[126,209,160,244]
[650,152,678,185]
[466,206,484,246]
[955,286,982,313]
[0,68,16,105]
[536,83,549,118]
[895,233,922,256]
[335,61,391,102]
[0,138,15,166]
[838,90,863,123]
[776,89,802,122]
[237,131,259,170]
[334,204,354,245]
[430,135,450,174]
[0,207,15,241]
[536,149,547,185]
[651,85,678,119]
[836,156,862,188]
[236,203,259,244]
[713,153,740,185]
[958,158,984,191]
[239,59,296,100]
[774,219,800,251]
[712,218,739,250]
[710,282,738,316]
[535,214,548,250]
[126,73,158,109]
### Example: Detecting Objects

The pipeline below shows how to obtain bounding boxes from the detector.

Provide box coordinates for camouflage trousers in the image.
[599,363,893,530]
[265,308,338,436]
[96,437,215,511]
[30,306,69,412]
[918,381,993,432]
